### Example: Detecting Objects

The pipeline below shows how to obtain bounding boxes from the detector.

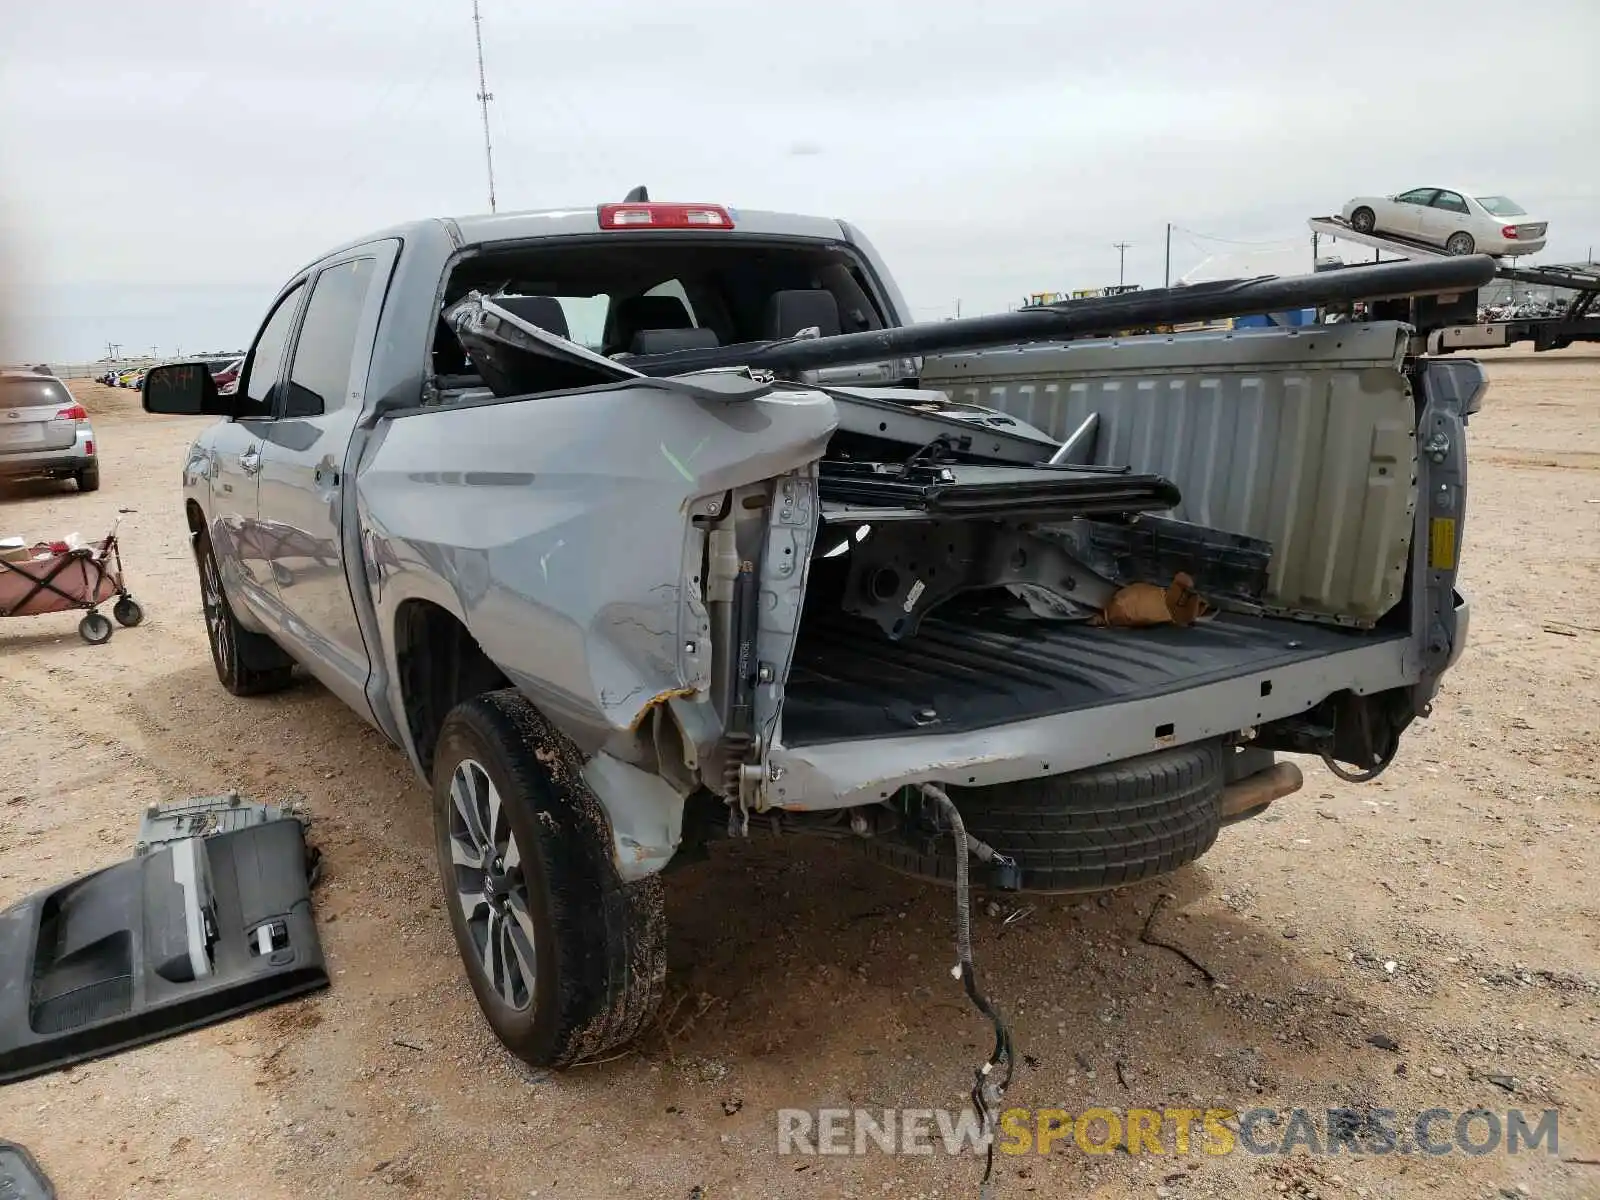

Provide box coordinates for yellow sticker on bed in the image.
[1429,517,1458,571]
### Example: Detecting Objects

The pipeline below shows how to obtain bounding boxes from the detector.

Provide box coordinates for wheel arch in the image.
[394,600,690,883]
[184,498,206,540]
[393,598,512,779]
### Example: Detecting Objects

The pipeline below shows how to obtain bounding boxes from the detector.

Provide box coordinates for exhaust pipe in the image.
[1219,761,1304,825]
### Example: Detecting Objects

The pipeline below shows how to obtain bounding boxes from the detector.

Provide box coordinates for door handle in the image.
[239,446,262,475]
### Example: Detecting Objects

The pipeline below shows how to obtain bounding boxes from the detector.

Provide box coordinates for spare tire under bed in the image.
[860,741,1226,894]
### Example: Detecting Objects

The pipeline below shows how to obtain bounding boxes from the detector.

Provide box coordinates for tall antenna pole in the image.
[1113,241,1131,288]
[471,0,497,213]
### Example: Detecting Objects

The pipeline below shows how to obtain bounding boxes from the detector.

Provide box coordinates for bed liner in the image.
[780,608,1406,746]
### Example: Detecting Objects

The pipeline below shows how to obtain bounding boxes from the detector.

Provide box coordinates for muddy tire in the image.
[431,689,666,1068]
[863,742,1225,894]
[194,527,294,695]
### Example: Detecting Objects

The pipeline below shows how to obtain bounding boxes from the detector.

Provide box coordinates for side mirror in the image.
[141,362,232,417]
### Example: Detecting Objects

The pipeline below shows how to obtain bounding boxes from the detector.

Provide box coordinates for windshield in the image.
[0,377,72,408]
[1475,196,1527,217]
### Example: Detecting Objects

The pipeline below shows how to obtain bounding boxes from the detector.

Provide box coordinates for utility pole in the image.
[1113,241,1131,288]
[471,0,497,213]
[1163,224,1171,288]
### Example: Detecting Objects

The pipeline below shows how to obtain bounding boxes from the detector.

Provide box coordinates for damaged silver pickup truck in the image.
[142,197,1489,1068]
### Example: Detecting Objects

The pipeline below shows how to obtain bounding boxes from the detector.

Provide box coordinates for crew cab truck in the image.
[142,201,1480,1068]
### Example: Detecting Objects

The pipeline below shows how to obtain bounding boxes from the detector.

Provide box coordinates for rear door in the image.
[208,281,307,621]
[1420,190,1472,247]
[255,239,397,714]
[0,376,78,457]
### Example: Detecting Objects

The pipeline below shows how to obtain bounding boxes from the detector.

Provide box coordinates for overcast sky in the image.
[2,0,1596,361]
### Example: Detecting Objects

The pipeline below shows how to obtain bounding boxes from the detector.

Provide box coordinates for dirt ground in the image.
[0,349,1596,1200]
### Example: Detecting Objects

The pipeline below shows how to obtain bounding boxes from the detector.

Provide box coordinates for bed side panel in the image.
[356,383,835,755]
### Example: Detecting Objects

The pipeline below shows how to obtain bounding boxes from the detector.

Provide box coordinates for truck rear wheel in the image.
[863,742,1225,894]
[431,689,666,1068]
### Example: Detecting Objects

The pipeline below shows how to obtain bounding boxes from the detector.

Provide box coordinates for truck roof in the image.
[449,204,851,247]
[295,204,857,287]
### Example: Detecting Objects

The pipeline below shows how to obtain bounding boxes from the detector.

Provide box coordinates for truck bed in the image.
[780,608,1407,747]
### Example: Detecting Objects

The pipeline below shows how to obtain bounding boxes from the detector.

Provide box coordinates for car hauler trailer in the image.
[1308,216,1600,353]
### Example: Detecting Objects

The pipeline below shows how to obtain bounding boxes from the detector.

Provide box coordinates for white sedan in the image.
[1340,188,1547,256]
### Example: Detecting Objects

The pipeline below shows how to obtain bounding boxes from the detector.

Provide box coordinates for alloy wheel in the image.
[447,758,537,1010]
[200,552,230,677]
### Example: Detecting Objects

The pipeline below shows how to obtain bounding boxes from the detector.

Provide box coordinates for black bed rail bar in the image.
[626,255,1499,378]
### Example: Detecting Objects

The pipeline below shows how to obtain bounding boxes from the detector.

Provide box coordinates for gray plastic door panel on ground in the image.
[0,819,327,1086]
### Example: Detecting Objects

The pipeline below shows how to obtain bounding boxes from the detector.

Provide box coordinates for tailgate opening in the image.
[772,330,1428,755]
[780,530,1402,748]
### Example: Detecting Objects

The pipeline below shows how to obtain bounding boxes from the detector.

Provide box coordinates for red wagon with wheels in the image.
[0,523,144,644]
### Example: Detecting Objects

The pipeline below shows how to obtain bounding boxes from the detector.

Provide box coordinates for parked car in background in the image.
[1341,188,1547,256]
[0,372,99,491]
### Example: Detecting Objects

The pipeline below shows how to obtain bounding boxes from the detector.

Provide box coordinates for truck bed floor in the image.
[780,608,1406,747]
